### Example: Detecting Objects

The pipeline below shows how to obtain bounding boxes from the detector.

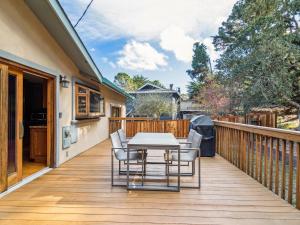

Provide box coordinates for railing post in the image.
[281,140,287,200]
[269,137,274,191]
[288,141,294,204]
[275,139,280,195]
[296,142,300,209]
[264,136,268,187]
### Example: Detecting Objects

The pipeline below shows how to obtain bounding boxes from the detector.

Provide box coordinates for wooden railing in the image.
[214,121,300,209]
[213,112,277,128]
[109,117,190,138]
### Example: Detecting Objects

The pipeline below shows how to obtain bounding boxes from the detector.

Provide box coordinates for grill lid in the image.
[190,115,213,126]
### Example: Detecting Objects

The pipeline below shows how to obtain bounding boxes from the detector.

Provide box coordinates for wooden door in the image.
[0,64,8,192]
[7,69,23,187]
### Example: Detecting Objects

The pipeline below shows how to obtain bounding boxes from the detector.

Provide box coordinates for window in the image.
[75,83,105,119]
[111,106,121,117]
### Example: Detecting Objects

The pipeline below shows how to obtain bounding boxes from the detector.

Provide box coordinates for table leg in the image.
[142,150,144,186]
[167,149,169,186]
[178,146,180,191]
[127,148,129,188]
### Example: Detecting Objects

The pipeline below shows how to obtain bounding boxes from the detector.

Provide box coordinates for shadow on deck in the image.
[0,139,300,225]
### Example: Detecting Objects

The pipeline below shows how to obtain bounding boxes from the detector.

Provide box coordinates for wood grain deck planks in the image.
[0,139,299,225]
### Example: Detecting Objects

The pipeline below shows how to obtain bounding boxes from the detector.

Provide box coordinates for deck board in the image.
[0,139,300,225]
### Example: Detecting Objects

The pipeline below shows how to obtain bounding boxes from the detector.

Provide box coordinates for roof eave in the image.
[25,0,102,82]
[102,78,134,99]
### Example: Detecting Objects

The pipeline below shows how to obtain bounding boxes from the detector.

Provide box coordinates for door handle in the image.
[19,121,24,139]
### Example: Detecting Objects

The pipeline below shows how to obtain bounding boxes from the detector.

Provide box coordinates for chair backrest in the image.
[117,129,126,143]
[191,132,202,149]
[110,132,124,155]
[187,129,196,142]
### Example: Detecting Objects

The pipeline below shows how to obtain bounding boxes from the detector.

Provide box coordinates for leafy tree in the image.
[213,0,300,112]
[187,81,202,99]
[114,73,135,91]
[186,42,212,98]
[114,73,165,91]
[150,80,166,89]
[131,75,150,89]
[132,94,176,118]
[195,76,230,115]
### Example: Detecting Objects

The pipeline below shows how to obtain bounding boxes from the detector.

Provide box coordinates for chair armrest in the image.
[112,147,136,151]
[177,138,187,141]
[170,147,199,153]
[112,147,126,150]
[179,141,192,144]
[180,147,199,151]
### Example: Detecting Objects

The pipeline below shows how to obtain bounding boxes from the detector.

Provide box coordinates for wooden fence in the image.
[214,120,300,209]
[213,112,277,128]
[245,112,277,128]
[109,117,190,138]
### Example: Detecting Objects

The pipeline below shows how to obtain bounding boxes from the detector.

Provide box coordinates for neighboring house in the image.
[180,99,207,119]
[0,0,131,193]
[127,83,181,119]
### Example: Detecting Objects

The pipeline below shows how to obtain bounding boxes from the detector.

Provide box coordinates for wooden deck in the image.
[0,139,300,225]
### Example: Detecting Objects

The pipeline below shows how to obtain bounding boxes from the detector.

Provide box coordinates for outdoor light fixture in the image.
[60,75,70,88]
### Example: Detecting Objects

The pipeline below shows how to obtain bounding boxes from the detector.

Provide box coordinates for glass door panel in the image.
[7,71,23,187]
[8,75,17,175]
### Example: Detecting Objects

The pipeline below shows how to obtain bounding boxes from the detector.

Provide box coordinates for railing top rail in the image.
[109,117,190,121]
[109,117,153,121]
[213,120,300,142]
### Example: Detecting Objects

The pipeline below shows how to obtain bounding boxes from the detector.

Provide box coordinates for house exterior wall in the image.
[0,0,126,166]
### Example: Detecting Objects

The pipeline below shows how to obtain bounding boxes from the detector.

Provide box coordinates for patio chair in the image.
[117,129,129,148]
[110,132,147,186]
[117,129,148,172]
[169,129,196,167]
[177,129,196,148]
[165,132,202,189]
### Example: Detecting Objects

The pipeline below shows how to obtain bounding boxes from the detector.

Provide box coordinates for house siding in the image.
[0,0,125,166]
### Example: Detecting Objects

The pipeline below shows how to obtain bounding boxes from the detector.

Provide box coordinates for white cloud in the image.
[117,40,167,71]
[160,26,196,63]
[90,48,96,52]
[101,57,108,63]
[109,61,116,68]
[61,0,236,65]
[65,0,236,41]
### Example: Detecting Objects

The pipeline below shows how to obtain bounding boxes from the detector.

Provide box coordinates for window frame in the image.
[75,83,105,119]
[111,105,121,117]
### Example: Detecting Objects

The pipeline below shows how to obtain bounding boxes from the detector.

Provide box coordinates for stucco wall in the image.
[0,0,126,165]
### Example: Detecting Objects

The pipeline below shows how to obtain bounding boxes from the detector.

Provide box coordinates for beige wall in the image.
[60,84,126,164]
[0,0,126,165]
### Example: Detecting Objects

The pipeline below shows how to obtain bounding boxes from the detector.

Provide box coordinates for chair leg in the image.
[167,150,170,186]
[144,155,147,175]
[141,150,144,186]
[111,148,114,186]
[198,155,201,188]
[192,161,195,175]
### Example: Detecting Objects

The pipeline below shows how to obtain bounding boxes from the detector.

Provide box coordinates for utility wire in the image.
[74,0,94,28]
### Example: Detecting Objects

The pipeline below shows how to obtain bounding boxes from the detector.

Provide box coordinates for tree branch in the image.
[282,95,300,110]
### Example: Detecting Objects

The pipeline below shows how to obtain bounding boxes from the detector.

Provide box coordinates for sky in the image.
[59,0,237,93]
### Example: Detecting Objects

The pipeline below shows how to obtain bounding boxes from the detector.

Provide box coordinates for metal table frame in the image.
[127,133,181,192]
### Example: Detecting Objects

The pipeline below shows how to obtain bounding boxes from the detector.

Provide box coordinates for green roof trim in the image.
[102,77,133,99]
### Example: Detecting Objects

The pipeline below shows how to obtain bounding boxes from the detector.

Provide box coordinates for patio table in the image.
[127,132,181,191]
